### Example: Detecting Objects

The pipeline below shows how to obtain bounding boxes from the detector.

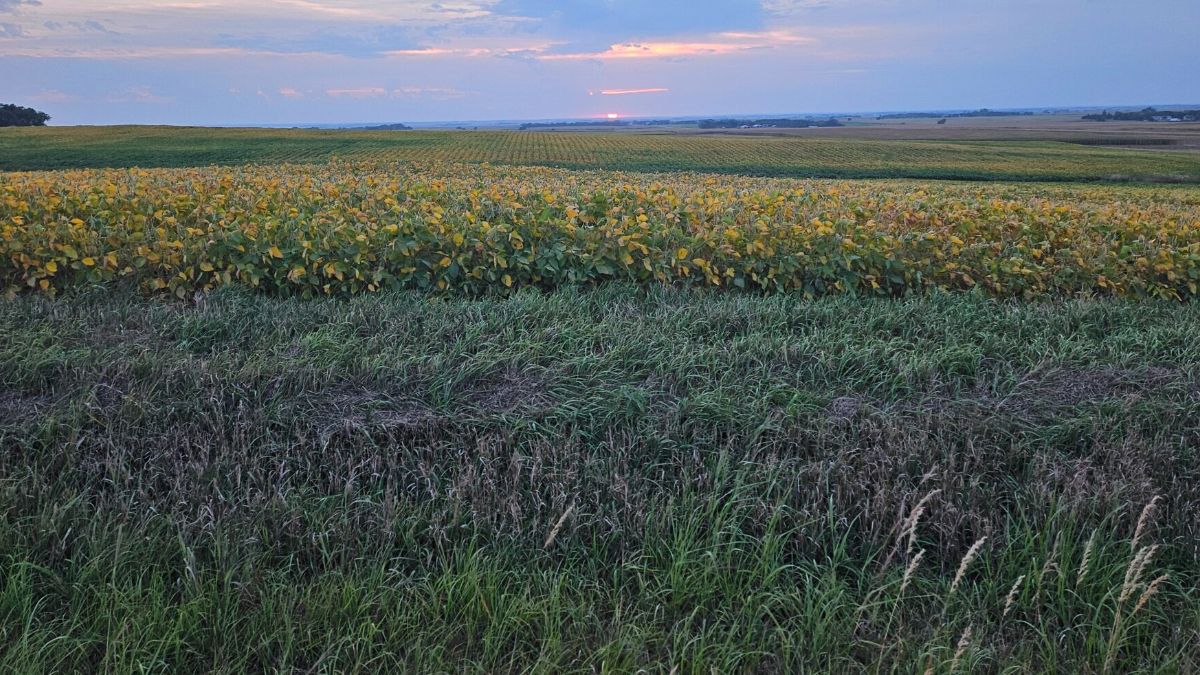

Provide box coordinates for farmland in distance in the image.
[5,124,1200,182]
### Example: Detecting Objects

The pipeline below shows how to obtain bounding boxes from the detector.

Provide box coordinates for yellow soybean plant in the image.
[3,162,1200,299]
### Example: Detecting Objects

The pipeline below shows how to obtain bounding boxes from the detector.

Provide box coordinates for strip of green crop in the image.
[4,126,1200,181]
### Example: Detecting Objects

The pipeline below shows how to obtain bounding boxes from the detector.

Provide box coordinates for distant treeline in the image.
[354,123,413,131]
[876,109,1033,120]
[1082,107,1200,122]
[519,119,691,130]
[520,120,627,130]
[696,118,843,129]
[518,117,843,130]
[0,104,51,127]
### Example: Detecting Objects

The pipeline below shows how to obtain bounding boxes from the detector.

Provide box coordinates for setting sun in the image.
[606,113,620,119]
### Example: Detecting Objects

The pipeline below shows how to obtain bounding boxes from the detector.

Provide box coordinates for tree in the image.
[0,104,51,127]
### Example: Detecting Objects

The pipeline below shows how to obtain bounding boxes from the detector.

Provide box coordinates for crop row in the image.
[3,162,1200,299]
[6,127,1200,181]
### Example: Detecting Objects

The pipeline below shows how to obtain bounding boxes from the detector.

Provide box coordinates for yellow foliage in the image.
[2,162,1199,300]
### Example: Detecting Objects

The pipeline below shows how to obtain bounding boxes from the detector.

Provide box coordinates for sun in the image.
[606,113,620,120]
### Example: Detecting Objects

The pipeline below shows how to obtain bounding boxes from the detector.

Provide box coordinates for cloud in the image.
[267,0,492,21]
[761,0,844,12]
[384,38,556,58]
[0,0,39,14]
[322,86,471,101]
[540,30,813,61]
[215,23,428,59]
[106,85,172,104]
[492,0,766,41]
[394,86,470,100]
[5,0,509,60]
[596,88,670,96]
[0,45,270,58]
[278,86,303,98]
[0,0,786,62]
[0,21,24,36]
[325,87,388,98]
[271,0,385,20]
[41,19,116,34]
[29,88,77,103]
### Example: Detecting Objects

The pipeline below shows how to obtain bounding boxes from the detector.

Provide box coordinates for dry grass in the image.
[1,286,1197,672]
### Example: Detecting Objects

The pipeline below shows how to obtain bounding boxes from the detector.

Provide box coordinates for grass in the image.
[4,125,1200,182]
[2,285,1198,672]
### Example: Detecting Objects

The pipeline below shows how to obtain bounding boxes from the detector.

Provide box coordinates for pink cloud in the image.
[540,31,814,61]
[596,87,669,96]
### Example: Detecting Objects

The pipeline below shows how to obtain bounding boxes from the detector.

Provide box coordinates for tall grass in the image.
[1,286,1198,671]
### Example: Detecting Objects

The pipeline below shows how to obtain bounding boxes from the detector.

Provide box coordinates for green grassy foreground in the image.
[1,286,1198,672]
[4,125,1200,182]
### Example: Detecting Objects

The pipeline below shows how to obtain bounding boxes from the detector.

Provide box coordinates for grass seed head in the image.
[1003,575,1025,617]
[1131,495,1162,553]
[900,549,926,596]
[1077,530,1098,588]
[950,536,987,596]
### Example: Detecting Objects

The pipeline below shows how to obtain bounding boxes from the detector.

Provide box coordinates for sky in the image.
[0,0,1197,125]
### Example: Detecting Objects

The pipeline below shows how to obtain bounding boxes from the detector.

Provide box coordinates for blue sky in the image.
[1,0,1196,125]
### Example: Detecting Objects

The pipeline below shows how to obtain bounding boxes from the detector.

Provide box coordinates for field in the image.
[4,163,1200,300]
[529,114,1200,152]
[4,125,1200,182]
[3,127,1200,672]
